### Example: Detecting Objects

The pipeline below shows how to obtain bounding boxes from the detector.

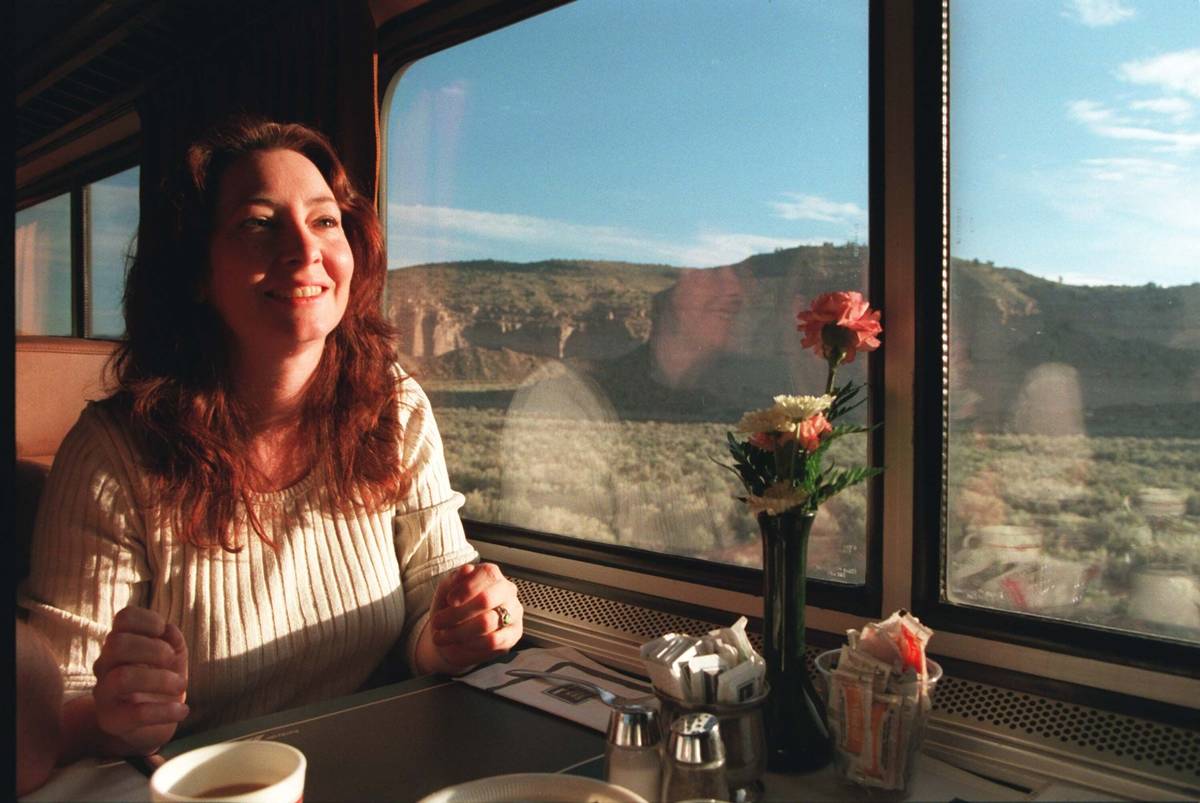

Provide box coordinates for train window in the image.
[84,166,139,338]
[383,1,871,580]
[946,1,1199,644]
[15,193,73,336]
[14,164,138,339]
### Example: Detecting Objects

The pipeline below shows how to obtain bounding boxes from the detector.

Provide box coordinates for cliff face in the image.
[385,246,1199,434]
[950,263,1200,430]
[387,298,653,360]
[385,258,669,360]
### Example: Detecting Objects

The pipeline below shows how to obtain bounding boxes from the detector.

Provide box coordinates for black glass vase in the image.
[759,510,832,773]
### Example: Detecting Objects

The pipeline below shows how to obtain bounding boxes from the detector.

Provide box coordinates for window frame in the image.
[909,0,1200,678]
[15,134,139,340]
[376,0,1199,705]
[378,0,886,620]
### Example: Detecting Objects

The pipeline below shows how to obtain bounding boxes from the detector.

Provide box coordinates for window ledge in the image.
[510,573,1200,801]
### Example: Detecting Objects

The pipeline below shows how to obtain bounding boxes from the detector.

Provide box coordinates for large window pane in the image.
[86,166,139,338]
[948,1,1199,642]
[15,194,72,336]
[386,1,870,580]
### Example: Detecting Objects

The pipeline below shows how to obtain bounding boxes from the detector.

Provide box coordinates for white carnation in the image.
[771,394,834,420]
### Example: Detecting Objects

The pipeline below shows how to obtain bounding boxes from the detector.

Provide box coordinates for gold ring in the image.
[495,605,512,628]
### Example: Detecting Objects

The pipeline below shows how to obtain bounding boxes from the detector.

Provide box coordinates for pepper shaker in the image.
[661,713,729,802]
[605,705,663,803]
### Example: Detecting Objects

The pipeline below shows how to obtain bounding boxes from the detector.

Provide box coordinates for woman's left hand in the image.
[427,563,523,671]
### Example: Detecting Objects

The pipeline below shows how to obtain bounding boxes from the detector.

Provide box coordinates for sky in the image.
[14,165,138,336]
[951,0,1199,286]
[385,0,1198,287]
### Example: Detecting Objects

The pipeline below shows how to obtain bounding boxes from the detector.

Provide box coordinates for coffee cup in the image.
[963,524,1041,558]
[955,524,1042,578]
[149,741,306,802]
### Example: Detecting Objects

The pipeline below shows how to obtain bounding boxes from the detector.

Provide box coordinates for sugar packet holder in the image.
[828,665,915,788]
[828,609,935,789]
[639,617,765,704]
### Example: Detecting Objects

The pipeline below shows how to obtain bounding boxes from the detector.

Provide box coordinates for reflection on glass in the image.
[386,1,870,580]
[948,1,1199,642]
[87,167,139,338]
[15,194,72,336]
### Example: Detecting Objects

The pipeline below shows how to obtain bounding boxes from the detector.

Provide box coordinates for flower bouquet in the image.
[722,290,883,773]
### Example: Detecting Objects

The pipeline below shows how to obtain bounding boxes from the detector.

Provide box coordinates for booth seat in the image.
[15,336,118,582]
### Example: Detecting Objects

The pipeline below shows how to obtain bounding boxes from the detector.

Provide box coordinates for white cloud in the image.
[1036,156,1200,285]
[1068,99,1200,151]
[1119,49,1200,99]
[1057,272,1129,286]
[1064,0,1134,27]
[1130,97,1195,122]
[1080,156,1182,181]
[387,203,816,269]
[1068,99,1119,125]
[673,232,822,267]
[389,204,652,254]
[771,193,866,225]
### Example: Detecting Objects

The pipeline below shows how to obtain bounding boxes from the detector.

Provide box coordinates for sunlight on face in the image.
[207,149,354,364]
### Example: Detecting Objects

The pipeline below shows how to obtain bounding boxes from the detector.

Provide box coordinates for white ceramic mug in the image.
[149,741,306,803]
[962,524,1042,561]
[953,524,1043,581]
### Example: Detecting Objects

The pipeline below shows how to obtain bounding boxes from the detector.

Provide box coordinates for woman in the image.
[20,117,523,760]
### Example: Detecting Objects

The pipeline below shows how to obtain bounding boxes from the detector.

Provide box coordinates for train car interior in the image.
[11,0,1199,800]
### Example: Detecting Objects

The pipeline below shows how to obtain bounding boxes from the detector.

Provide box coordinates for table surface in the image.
[162,674,606,802]
[22,671,1117,803]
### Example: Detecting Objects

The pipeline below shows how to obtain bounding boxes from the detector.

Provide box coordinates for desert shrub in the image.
[436,403,1197,586]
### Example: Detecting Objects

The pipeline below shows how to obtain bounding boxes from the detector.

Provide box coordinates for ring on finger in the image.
[495,605,512,629]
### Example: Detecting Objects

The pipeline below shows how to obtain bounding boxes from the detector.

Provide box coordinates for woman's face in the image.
[206,148,354,364]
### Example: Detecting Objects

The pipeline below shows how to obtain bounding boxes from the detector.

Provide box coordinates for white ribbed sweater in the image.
[19,376,477,733]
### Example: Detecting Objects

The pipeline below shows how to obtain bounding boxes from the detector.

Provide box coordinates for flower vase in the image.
[759,510,832,772]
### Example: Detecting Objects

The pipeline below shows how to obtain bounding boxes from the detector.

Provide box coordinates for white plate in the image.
[416,773,650,803]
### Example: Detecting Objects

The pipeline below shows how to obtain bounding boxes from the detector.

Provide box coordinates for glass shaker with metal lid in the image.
[605,705,663,803]
[661,712,729,802]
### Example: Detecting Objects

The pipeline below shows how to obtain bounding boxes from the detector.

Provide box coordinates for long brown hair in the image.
[114,116,407,550]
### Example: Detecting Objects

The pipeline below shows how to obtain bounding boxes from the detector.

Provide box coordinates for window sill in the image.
[507,571,1200,801]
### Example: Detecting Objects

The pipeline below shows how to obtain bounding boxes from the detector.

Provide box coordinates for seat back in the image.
[16,336,118,463]
[15,336,119,582]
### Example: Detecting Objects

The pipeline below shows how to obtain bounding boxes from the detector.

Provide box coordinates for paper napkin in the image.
[455,646,653,732]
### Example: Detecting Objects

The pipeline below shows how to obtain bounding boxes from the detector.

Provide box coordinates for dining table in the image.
[20,651,1098,803]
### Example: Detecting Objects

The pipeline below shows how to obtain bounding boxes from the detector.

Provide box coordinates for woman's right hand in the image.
[91,607,189,756]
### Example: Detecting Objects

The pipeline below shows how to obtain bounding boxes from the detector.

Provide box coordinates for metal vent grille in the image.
[935,677,1199,776]
[514,576,1200,792]
[515,576,764,652]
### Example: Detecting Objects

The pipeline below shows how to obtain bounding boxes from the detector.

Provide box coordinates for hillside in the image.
[951,259,1200,432]
[385,246,1199,435]
[385,258,680,361]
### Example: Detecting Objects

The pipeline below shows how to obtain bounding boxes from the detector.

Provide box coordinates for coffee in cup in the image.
[149,741,306,802]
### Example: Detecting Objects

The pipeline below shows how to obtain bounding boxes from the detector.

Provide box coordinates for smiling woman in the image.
[11,1,1200,799]
[17,116,524,763]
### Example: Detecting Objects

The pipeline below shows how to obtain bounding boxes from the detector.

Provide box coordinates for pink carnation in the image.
[797,291,882,364]
[749,431,782,450]
[795,413,832,453]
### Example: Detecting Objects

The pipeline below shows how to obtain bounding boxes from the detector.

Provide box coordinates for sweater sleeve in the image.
[391,375,479,672]
[17,404,151,693]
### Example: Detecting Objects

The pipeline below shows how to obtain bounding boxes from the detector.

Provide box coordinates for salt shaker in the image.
[661,713,729,803]
[605,706,663,803]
